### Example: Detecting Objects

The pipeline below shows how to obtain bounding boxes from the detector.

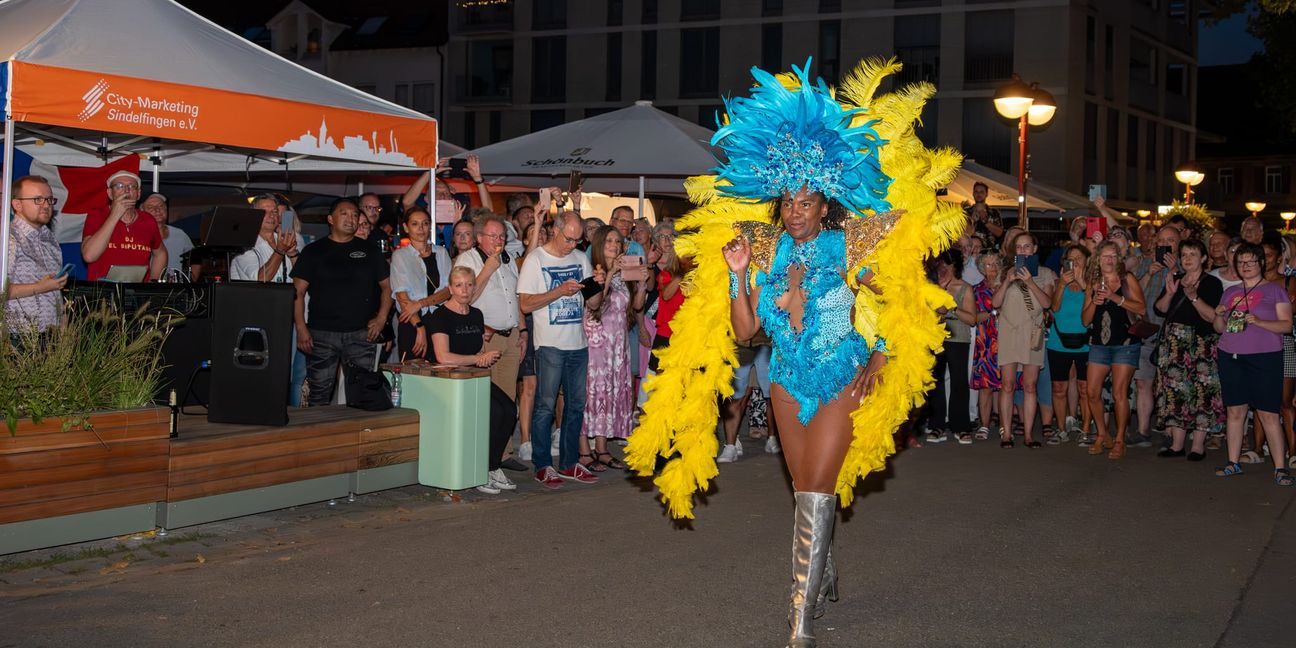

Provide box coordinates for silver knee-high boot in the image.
[787,491,835,648]
[814,537,839,619]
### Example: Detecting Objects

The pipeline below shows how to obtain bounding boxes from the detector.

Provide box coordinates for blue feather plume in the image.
[710,58,892,215]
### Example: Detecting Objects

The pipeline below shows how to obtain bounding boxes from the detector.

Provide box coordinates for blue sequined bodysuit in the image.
[753,229,881,424]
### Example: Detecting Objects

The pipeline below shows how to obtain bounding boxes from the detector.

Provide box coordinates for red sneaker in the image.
[534,466,564,489]
[556,464,599,484]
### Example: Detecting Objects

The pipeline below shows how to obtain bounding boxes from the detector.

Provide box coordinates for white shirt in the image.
[230,234,297,282]
[517,246,592,351]
[504,221,526,259]
[453,248,520,330]
[161,225,194,272]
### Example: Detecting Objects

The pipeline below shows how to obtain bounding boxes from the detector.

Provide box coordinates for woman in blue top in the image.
[1048,244,1092,444]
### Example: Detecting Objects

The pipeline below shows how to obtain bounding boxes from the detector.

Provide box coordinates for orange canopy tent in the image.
[1,0,439,287]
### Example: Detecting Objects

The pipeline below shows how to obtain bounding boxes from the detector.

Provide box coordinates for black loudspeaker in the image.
[208,282,294,426]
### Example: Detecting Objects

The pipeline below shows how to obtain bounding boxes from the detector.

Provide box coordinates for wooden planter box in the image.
[0,407,170,554]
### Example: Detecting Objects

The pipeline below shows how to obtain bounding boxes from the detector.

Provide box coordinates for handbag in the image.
[344,361,393,411]
[1127,318,1160,340]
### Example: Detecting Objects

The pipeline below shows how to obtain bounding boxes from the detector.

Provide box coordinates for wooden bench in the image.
[159,406,419,529]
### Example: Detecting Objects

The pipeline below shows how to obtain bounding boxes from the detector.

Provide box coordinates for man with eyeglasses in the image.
[81,170,166,281]
[517,211,606,488]
[609,206,645,258]
[5,175,66,333]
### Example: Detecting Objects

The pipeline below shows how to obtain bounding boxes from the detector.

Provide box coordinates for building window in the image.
[1165,62,1187,95]
[394,84,409,107]
[532,0,566,30]
[819,21,841,84]
[642,0,658,24]
[606,33,623,102]
[697,104,724,128]
[532,109,565,133]
[961,98,1012,173]
[1127,115,1140,200]
[681,0,720,21]
[1130,42,1158,86]
[895,14,940,86]
[1169,0,1187,23]
[1218,167,1234,196]
[641,31,657,99]
[820,0,841,12]
[1083,102,1098,191]
[1266,165,1285,195]
[1107,107,1120,198]
[761,23,782,71]
[466,40,512,100]
[1085,16,1095,94]
[457,1,514,31]
[463,111,476,150]
[413,83,436,114]
[355,84,377,96]
[532,37,566,103]
[1104,25,1115,99]
[489,111,501,144]
[607,0,623,26]
[680,28,720,97]
[763,0,783,17]
[964,10,1014,82]
[916,99,938,148]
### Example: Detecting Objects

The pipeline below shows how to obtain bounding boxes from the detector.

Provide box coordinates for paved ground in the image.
[1,436,1293,648]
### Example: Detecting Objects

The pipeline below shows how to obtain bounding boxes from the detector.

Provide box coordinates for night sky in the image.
[1199,7,1264,66]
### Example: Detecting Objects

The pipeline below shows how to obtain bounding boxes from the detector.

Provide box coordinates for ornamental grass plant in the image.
[0,298,177,433]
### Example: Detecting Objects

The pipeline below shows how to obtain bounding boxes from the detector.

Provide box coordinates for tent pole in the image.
[1,118,15,291]
[638,176,645,224]
[358,181,364,195]
[152,149,161,193]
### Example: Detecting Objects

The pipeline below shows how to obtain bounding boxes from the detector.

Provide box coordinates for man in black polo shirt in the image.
[291,198,392,406]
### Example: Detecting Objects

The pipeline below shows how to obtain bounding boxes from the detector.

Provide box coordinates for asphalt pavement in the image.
[1,436,1292,648]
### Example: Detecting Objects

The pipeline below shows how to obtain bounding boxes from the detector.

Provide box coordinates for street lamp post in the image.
[1173,161,1205,205]
[993,73,1056,232]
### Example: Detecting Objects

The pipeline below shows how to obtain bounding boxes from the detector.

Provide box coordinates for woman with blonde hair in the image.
[1081,240,1146,459]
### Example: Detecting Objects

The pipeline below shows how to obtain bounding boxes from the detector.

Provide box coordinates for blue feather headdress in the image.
[710,58,892,215]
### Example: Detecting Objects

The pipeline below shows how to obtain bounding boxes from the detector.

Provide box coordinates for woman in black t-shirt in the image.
[426,267,517,494]
[1153,239,1225,460]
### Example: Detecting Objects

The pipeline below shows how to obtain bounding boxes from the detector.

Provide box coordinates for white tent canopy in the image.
[945,160,1092,214]
[467,101,718,204]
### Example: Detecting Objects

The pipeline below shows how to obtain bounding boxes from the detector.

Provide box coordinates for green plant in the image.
[1162,200,1216,236]
[0,298,178,434]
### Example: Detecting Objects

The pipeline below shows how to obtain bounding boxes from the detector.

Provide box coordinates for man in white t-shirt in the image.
[517,211,605,489]
[230,194,299,283]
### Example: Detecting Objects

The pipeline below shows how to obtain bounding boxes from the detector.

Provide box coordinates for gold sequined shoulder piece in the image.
[844,210,903,270]
[732,221,782,274]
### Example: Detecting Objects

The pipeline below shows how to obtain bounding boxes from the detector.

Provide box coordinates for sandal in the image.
[1107,443,1126,460]
[1240,450,1263,464]
[1215,462,1244,477]
[578,453,607,473]
[1000,429,1014,449]
[1088,436,1109,456]
[1024,439,1043,449]
[974,426,990,441]
[1041,424,1055,439]
[1275,468,1294,486]
[596,452,626,470]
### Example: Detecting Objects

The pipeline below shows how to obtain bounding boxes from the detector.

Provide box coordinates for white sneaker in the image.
[476,481,501,495]
[1065,415,1079,435]
[765,436,781,454]
[517,441,532,462]
[488,469,517,491]
[716,444,738,463]
[734,439,744,457]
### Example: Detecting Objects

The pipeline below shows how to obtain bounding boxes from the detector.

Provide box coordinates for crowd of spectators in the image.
[919,182,1295,487]
[17,168,1291,495]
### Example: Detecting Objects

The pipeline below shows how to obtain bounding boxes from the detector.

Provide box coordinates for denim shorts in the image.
[1088,343,1140,368]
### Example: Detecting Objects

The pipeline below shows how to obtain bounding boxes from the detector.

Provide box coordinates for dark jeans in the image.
[929,341,971,434]
[306,328,377,407]
[487,383,517,471]
[530,346,588,471]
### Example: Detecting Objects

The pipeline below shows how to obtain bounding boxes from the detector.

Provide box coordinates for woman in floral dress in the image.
[579,225,646,470]
[970,252,1004,440]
